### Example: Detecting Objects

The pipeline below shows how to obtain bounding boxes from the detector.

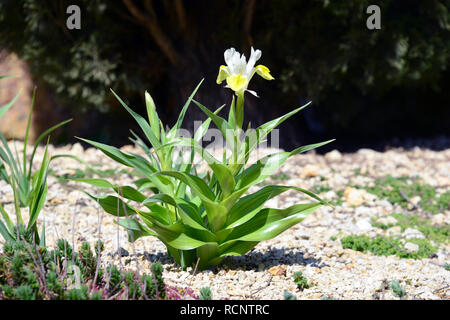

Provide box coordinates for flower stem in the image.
[236,93,244,129]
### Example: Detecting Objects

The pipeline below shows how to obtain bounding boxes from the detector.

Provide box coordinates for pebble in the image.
[376,216,398,226]
[404,242,420,253]
[431,214,446,225]
[356,219,373,231]
[386,226,402,236]
[301,164,320,178]
[403,228,426,239]
[325,150,342,162]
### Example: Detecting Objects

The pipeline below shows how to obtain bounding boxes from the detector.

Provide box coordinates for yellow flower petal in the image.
[226,74,248,93]
[216,65,230,84]
[255,65,274,80]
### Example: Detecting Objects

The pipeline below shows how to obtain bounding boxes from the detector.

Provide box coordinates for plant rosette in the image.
[77,47,334,270]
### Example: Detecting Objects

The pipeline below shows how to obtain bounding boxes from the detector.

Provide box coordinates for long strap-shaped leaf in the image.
[219,202,322,254]
[0,90,20,119]
[111,89,161,149]
[27,140,51,231]
[27,118,72,179]
[156,171,228,231]
[167,79,204,139]
[236,139,335,190]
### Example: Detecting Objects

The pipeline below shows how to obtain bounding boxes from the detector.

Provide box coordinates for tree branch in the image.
[122,0,182,66]
[173,0,188,33]
[243,0,256,47]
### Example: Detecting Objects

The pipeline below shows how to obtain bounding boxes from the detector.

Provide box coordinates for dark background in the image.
[0,0,449,152]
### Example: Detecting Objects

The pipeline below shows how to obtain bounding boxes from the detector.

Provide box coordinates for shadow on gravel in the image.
[137,247,328,273]
[218,247,328,272]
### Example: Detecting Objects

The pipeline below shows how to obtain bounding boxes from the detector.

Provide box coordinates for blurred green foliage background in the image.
[0,0,449,150]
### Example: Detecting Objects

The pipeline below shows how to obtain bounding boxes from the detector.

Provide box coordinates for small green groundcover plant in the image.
[0,238,199,300]
[77,47,333,270]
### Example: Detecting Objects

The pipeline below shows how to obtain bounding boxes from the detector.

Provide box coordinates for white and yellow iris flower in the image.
[216,47,274,97]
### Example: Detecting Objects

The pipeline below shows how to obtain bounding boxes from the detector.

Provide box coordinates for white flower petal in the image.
[246,47,262,76]
[224,48,236,66]
[246,89,259,97]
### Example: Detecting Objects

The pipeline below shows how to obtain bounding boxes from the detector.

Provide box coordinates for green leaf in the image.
[118,217,157,242]
[208,162,235,197]
[83,192,138,217]
[225,185,295,229]
[145,91,161,141]
[27,118,73,179]
[225,203,322,242]
[23,87,36,176]
[76,138,174,194]
[167,79,204,139]
[111,89,161,149]
[143,194,208,232]
[73,178,115,189]
[157,171,228,231]
[233,102,313,171]
[28,140,50,230]
[194,104,226,142]
[0,90,20,119]
[156,230,213,251]
[0,218,14,242]
[236,139,335,189]
[39,223,46,247]
[218,241,259,257]
[192,100,234,146]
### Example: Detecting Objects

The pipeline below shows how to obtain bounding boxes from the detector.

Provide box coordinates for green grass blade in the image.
[23,87,37,176]
[27,118,73,179]
[111,89,161,149]
[0,90,21,119]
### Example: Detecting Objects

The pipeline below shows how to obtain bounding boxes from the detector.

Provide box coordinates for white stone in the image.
[403,228,426,239]
[325,150,342,162]
[356,219,373,231]
[404,242,419,253]
[431,213,446,225]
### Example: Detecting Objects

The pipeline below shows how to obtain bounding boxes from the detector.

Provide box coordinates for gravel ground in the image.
[0,141,449,300]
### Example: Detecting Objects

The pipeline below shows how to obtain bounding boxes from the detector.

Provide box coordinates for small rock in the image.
[431,213,446,225]
[325,150,342,162]
[118,247,130,257]
[379,199,393,208]
[410,196,421,206]
[49,198,64,205]
[356,219,373,231]
[404,242,419,253]
[344,187,371,206]
[301,164,320,178]
[268,265,286,276]
[355,206,373,216]
[70,143,84,156]
[386,226,402,236]
[376,216,397,226]
[403,228,426,239]
[295,229,311,240]
[67,190,81,205]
